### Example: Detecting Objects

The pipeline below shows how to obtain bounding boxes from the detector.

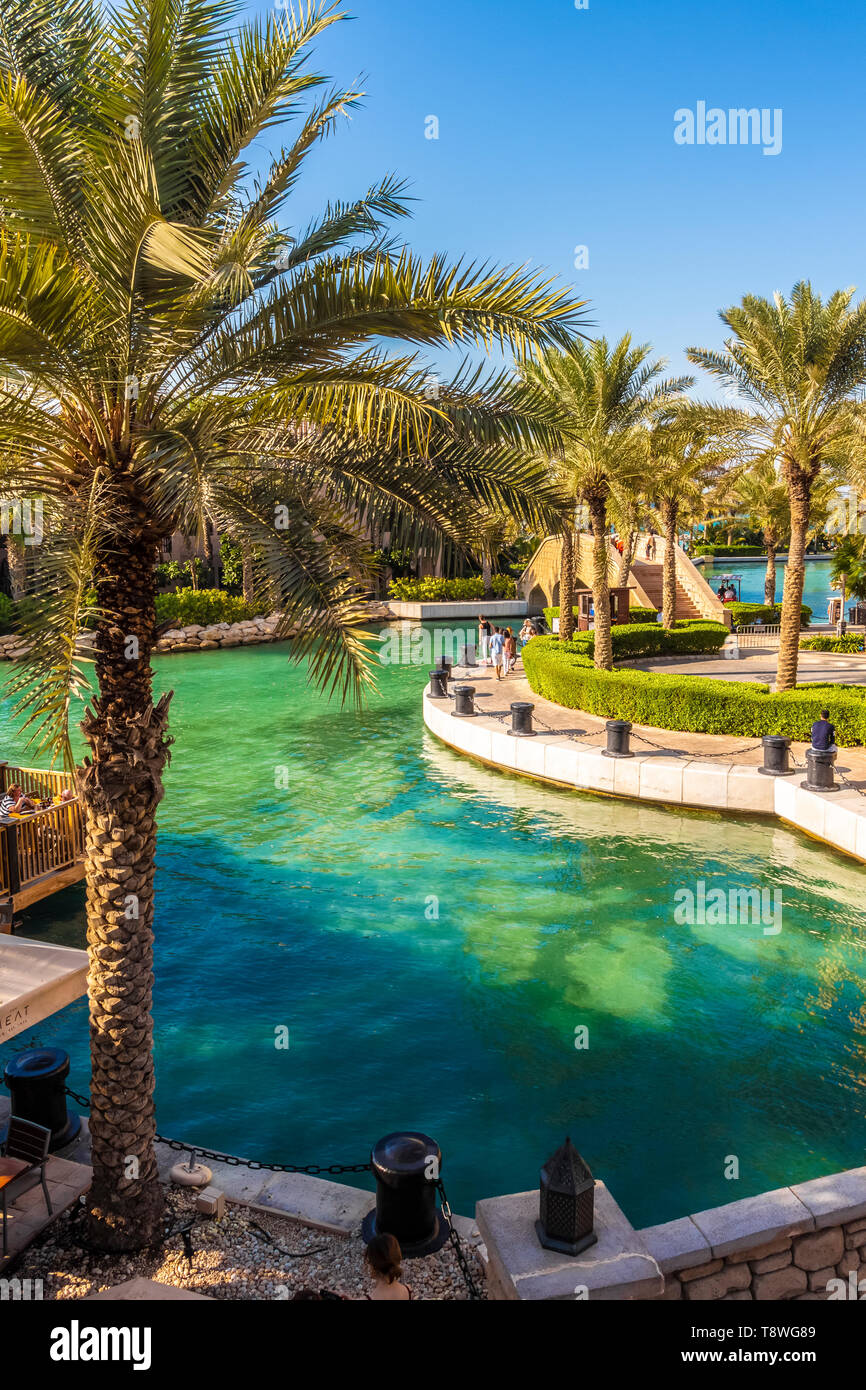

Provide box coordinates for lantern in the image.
[536,1137,597,1256]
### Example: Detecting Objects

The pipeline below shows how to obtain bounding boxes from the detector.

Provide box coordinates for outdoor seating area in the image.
[0,762,85,929]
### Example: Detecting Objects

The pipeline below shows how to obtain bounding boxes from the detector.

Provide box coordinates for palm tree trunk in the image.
[764,531,777,606]
[242,543,254,605]
[7,537,26,599]
[79,520,172,1252]
[618,529,636,586]
[777,471,811,692]
[588,496,612,670]
[559,530,575,640]
[203,522,214,585]
[661,498,678,628]
[482,552,493,598]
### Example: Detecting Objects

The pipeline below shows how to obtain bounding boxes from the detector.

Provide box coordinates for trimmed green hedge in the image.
[522,635,866,743]
[389,575,516,601]
[544,603,659,629]
[727,601,812,629]
[801,634,865,654]
[155,588,267,626]
[694,544,765,557]
[554,620,728,662]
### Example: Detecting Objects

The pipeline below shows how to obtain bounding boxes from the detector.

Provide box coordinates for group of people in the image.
[0,783,75,823]
[716,581,738,603]
[478,616,537,680]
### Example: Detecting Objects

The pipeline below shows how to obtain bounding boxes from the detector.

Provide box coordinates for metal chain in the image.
[63,1088,372,1176]
[436,1179,483,1300]
[629,729,763,759]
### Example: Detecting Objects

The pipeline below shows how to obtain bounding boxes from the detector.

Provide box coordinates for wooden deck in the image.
[0,763,85,931]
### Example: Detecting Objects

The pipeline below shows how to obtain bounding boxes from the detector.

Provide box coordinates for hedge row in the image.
[801,634,865,654]
[549,620,729,662]
[694,544,765,556]
[155,588,268,626]
[727,601,812,628]
[522,635,866,743]
[543,604,659,628]
[388,575,516,601]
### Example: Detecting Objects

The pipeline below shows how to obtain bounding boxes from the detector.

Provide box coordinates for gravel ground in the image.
[17,1189,487,1301]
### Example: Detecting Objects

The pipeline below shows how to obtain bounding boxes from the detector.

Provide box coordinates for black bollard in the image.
[361,1131,450,1257]
[3,1048,81,1151]
[457,643,476,667]
[428,668,448,699]
[436,656,453,681]
[601,719,634,759]
[451,684,476,717]
[759,735,795,776]
[508,701,536,737]
[801,747,839,793]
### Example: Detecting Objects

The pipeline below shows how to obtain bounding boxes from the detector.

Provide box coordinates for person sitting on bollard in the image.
[362,1233,413,1300]
[810,707,837,753]
[489,625,506,680]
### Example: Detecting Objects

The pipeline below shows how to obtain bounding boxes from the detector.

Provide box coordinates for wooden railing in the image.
[0,762,75,800]
[0,763,84,899]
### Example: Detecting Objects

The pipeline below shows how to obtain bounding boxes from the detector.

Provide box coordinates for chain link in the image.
[436,1179,483,1300]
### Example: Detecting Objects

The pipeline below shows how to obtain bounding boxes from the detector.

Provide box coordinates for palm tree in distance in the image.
[687,283,866,689]
[523,337,689,668]
[0,0,587,1250]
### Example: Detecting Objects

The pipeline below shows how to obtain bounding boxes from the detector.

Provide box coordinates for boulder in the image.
[793,1228,844,1272]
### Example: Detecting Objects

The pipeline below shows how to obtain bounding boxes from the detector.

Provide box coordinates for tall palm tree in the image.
[0,0,585,1250]
[687,283,866,689]
[523,337,688,668]
[646,415,733,628]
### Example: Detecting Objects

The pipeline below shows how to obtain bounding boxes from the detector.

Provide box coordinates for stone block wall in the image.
[660,1220,866,1301]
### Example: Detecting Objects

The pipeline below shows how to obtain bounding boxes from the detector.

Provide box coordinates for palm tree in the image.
[728,461,790,604]
[646,415,732,628]
[687,284,866,689]
[522,337,688,667]
[0,0,585,1250]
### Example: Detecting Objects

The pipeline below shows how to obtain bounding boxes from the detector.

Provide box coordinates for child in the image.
[504,627,517,673]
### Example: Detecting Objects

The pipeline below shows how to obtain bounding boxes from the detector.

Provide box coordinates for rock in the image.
[728,1235,791,1264]
[684,1263,751,1300]
[752,1265,807,1300]
[722,1289,753,1300]
[162,629,185,642]
[221,638,242,647]
[836,1251,860,1278]
[183,625,203,636]
[171,642,202,652]
[199,641,220,650]
[751,1251,792,1275]
[807,1265,836,1291]
[658,1277,682,1299]
[680,1258,724,1283]
[844,1218,866,1237]
[793,1228,844,1272]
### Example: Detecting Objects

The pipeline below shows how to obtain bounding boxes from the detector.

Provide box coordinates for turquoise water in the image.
[1,625,865,1227]
[701,556,836,619]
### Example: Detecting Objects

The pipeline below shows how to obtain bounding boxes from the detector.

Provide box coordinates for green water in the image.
[1,624,865,1227]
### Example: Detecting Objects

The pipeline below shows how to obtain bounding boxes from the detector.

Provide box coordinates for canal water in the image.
[1,624,864,1227]
[700,556,836,620]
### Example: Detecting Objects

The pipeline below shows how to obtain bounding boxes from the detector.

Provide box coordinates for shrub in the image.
[388,575,516,601]
[727,601,812,629]
[521,637,866,743]
[693,544,765,557]
[552,621,728,662]
[801,634,865,654]
[155,588,266,626]
[544,603,660,629]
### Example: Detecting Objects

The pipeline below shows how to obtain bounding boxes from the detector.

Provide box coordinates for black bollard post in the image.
[801,747,839,793]
[428,668,448,699]
[436,656,453,681]
[601,719,634,759]
[361,1131,450,1257]
[759,735,795,776]
[3,1048,81,1151]
[451,685,476,717]
[508,701,536,737]
[457,643,476,667]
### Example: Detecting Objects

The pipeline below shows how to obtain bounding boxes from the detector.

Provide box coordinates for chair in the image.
[0,1116,52,1257]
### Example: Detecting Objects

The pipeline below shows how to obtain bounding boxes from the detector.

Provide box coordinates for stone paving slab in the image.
[690,1187,814,1259]
[0,1155,90,1270]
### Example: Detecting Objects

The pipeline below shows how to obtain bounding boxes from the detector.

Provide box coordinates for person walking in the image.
[503,627,517,674]
[478,614,492,666]
[519,617,535,648]
[489,625,506,680]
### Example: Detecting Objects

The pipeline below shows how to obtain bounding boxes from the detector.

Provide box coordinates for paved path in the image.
[457,659,866,786]
[625,649,866,687]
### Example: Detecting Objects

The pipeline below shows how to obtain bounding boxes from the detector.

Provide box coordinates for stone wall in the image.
[659,1221,866,1301]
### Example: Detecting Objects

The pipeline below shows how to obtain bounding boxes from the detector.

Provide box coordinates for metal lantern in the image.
[536,1137,597,1256]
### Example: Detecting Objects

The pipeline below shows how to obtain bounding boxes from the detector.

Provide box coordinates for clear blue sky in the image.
[256,0,865,390]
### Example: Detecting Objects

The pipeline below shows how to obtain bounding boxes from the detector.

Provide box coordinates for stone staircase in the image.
[629,559,703,619]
